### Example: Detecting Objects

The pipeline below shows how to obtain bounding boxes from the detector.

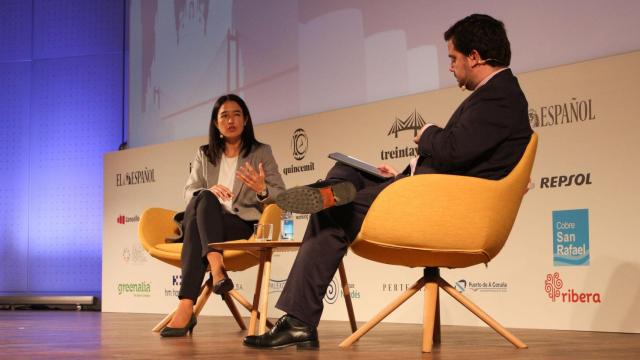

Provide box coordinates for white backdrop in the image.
[104,51,640,333]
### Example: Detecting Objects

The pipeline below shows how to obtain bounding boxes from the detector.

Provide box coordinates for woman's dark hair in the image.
[201,94,262,166]
[444,14,511,67]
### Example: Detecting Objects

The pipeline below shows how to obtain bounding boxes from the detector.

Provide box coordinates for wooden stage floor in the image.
[0,310,638,359]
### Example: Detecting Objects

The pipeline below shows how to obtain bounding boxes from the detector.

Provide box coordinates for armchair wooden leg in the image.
[338,261,357,333]
[437,277,527,349]
[152,310,175,332]
[258,249,274,335]
[422,279,439,353]
[248,254,266,336]
[433,292,441,345]
[339,277,426,348]
[222,293,247,330]
[193,277,214,316]
[227,290,274,329]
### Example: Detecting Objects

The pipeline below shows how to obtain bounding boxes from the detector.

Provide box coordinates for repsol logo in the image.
[528,97,595,128]
[116,167,156,186]
[540,173,592,188]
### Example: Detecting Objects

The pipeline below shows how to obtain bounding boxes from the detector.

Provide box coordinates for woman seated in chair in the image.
[161,94,286,337]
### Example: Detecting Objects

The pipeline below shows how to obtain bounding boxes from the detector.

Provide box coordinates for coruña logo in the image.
[291,128,308,160]
[387,110,426,138]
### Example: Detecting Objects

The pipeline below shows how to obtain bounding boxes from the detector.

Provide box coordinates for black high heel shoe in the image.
[160,314,197,337]
[212,277,234,295]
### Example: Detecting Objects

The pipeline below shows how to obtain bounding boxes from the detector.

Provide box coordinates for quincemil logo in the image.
[116,214,140,224]
[539,173,592,189]
[454,279,508,293]
[553,209,590,266]
[291,128,308,160]
[116,167,156,186]
[544,272,602,303]
[283,128,315,176]
[380,110,422,160]
[324,276,360,304]
[117,281,151,297]
[528,97,595,128]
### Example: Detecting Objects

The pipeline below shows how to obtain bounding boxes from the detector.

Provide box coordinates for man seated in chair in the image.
[243,13,533,350]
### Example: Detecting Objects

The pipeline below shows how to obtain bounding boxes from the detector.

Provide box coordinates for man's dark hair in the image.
[202,93,262,166]
[444,14,511,67]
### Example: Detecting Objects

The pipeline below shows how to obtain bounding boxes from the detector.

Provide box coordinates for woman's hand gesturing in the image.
[236,162,266,194]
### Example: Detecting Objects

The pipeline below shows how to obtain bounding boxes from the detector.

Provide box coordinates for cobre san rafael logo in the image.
[553,209,590,266]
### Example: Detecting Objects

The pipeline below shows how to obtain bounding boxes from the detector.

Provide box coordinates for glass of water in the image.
[254,223,273,241]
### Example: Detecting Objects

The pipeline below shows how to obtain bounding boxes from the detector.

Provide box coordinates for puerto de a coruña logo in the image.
[387,110,425,138]
[553,209,590,266]
[291,128,308,160]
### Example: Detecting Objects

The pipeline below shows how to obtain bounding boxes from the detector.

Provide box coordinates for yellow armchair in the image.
[341,133,537,352]
[138,204,282,332]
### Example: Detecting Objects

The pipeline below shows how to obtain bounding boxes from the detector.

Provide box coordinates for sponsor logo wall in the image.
[103,51,640,333]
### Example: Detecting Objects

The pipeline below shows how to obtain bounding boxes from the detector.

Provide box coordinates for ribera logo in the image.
[544,272,602,303]
[283,128,315,176]
[553,209,590,266]
[529,97,595,128]
[540,173,592,188]
[116,214,140,224]
[454,279,508,293]
[116,167,156,186]
[380,110,422,160]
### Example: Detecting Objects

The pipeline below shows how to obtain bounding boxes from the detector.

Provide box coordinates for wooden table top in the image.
[208,240,302,250]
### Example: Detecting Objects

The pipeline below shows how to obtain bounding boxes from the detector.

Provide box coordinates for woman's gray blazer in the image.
[184,143,286,221]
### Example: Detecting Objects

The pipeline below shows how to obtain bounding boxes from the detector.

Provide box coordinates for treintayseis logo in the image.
[553,209,590,266]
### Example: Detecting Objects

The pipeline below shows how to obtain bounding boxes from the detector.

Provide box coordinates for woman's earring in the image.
[219,134,223,139]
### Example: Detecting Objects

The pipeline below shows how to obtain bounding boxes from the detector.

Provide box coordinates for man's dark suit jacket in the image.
[416,69,533,180]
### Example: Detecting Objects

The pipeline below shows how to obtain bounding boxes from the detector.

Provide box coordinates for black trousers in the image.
[275,163,403,327]
[178,190,255,302]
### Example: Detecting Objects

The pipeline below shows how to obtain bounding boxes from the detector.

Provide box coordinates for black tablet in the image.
[328,152,387,179]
